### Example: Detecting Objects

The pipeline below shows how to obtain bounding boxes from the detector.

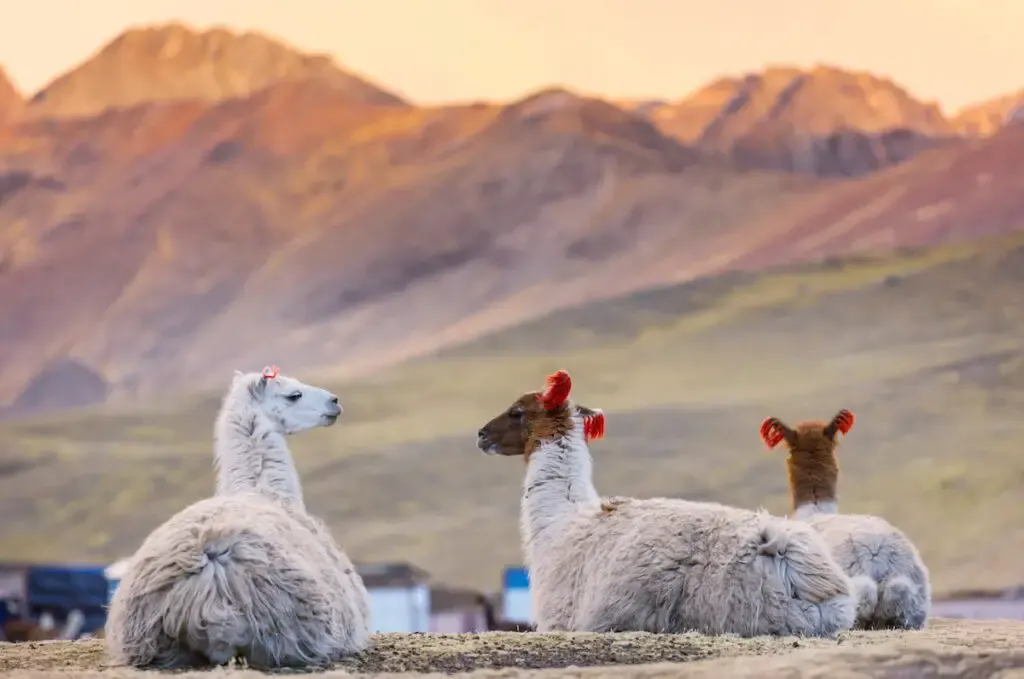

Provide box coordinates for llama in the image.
[106,366,371,670]
[476,369,857,637]
[759,409,931,629]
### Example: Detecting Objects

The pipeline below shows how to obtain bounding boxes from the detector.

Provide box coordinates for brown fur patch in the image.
[784,420,841,513]
[523,399,573,463]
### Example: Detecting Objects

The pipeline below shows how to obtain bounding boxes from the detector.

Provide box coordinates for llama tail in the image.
[162,540,255,665]
[849,575,879,624]
[875,575,928,629]
[759,523,850,604]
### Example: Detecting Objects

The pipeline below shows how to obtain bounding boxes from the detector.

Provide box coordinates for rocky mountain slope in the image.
[0,24,1022,417]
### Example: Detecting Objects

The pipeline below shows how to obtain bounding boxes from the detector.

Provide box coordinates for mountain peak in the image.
[26,22,407,119]
[0,66,24,123]
[629,64,954,176]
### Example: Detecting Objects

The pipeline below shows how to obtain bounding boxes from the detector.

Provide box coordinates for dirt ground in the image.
[1,618,1022,678]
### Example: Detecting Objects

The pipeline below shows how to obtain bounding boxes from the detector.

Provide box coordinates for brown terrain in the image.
[2,619,1024,678]
[0,23,1022,420]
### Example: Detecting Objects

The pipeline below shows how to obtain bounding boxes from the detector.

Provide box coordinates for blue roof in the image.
[502,566,530,589]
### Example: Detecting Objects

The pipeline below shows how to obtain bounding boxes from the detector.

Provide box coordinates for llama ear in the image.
[577,406,606,442]
[232,370,244,383]
[538,370,572,410]
[249,374,269,400]
[824,409,855,440]
[759,417,792,449]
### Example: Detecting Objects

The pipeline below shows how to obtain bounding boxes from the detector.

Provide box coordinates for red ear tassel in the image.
[759,418,785,449]
[262,365,280,379]
[539,370,572,410]
[834,409,855,435]
[583,410,606,441]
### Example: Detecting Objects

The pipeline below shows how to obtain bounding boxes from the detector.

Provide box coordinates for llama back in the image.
[533,497,854,635]
[805,513,930,628]
[106,495,368,669]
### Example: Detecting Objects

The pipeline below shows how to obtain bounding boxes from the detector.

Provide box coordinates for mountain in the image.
[953,89,1024,136]
[631,65,957,176]
[2,231,1022,596]
[25,23,407,120]
[1,27,1023,418]
[0,66,23,123]
[0,80,812,415]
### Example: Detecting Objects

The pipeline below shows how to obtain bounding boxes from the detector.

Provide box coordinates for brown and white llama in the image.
[760,409,931,629]
[105,366,371,669]
[476,369,858,637]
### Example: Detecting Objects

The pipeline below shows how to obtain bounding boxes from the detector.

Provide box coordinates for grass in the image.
[1,232,1024,596]
[1,620,1023,677]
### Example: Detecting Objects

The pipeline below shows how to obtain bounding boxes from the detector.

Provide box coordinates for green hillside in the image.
[3,231,1024,596]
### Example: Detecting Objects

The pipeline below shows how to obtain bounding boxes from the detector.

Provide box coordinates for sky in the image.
[0,0,1020,113]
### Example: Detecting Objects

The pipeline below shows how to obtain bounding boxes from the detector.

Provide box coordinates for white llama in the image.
[105,366,371,669]
[476,369,857,637]
[759,409,931,629]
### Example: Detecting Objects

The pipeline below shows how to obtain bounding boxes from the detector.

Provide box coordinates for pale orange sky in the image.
[0,0,1020,113]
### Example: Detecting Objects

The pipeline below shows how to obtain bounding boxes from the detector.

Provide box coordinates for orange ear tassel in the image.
[539,370,572,410]
[583,410,606,441]
[833,409,855,435]
[262,365,281,379]
[759,418,785,449]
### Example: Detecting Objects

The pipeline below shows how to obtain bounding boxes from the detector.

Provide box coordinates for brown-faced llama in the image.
[105,366,371,669]
[476,369,858,637]
[760,409,931,629]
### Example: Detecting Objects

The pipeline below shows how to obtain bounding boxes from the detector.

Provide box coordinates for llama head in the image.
[759,409,855,510]
[231,365,342,435]
[759,409,855,455]
[476,369,605,461]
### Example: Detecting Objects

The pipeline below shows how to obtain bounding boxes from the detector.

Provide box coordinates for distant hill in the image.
[1,231,1022,597]
[25,23,407,120]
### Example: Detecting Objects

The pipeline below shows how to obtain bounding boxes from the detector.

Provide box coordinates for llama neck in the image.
[213,396,305,509]
[520,418,600,550]
[787,455,839,519]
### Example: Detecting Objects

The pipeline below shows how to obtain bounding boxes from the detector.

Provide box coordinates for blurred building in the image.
[428,585,486,632]
[502,565,532,624]
[356,561,432,633]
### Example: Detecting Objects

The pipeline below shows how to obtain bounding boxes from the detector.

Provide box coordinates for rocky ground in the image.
[1,619,1023,677]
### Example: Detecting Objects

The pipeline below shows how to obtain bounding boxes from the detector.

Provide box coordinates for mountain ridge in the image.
[0,24,1022,417]
[24,22,408,120]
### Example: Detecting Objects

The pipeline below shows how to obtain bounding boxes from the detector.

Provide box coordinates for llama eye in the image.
[510,410,524,420]
[285,392,302,402]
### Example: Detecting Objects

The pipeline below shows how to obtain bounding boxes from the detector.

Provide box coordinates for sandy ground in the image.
[1,618,1022,678]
